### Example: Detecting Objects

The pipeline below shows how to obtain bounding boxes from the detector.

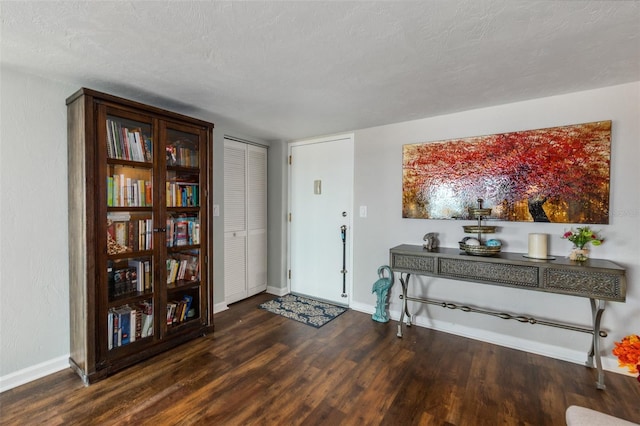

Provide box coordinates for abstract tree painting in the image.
[402,121,611,223]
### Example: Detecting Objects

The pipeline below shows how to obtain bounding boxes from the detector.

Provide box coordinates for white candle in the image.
[528,233,548,258]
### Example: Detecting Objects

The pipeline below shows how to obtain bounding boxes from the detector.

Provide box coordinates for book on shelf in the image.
[166,258,180,284]
[107,174,151,207]
[166,294,195,325]
[183,256,200,281]
[166,302,176,325]
[108,301,153,349]
[143,136,153,162]
[166,216,199,247]
[139,301,153,337]
[107,216,152,254]
[128,259,146,292]
[108,306,130,348]
[131,307,142,342]
[174,221,189,246]
[107,177,114,206]
[108,309,114,350]
[166,253,199,284]
[108,264,137,298]
[166,181,199,207]
[192,222,200,245]
[144,260,151,291]
[168,139,199,167]
[108,308,118,348]
[141,312,153,337]
[183,294,193,315]
[106,119,152,162]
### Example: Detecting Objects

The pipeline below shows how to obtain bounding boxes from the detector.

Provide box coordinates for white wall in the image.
[0,68,76,387]
[350,82,639,371]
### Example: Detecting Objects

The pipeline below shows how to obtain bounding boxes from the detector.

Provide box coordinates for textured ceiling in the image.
[1,1,639,141]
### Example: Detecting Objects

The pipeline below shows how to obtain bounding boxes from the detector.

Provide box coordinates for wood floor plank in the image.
[1,292,639,425]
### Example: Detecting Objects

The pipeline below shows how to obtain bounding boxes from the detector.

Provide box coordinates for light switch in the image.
[213,204,220,216]
[359,206,367,218]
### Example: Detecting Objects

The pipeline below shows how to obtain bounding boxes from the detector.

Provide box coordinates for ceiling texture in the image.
[1,1,639,141]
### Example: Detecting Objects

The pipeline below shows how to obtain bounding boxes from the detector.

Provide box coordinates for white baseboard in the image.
[350,300,373,317]
[266,285,288,296]
[0,355,69,393]
[213,301,229,314]
[352,301,630,376]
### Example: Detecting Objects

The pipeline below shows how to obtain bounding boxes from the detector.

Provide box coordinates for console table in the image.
[389,244,627,389]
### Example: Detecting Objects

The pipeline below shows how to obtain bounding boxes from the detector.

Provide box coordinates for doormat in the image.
[259,294,347,328]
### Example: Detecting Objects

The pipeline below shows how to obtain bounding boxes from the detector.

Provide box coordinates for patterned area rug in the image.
[259,294,347,328]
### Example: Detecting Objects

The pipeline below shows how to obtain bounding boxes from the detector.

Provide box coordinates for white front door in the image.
[289,135,354,306]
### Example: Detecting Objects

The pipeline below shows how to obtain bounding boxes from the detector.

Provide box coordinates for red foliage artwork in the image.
[402,121,611,223]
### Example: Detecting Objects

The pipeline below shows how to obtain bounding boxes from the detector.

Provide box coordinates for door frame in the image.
[287,133,355,306]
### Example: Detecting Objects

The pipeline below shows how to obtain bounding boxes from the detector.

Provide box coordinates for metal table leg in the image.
[585,298,607,390]
[397,273,412,337]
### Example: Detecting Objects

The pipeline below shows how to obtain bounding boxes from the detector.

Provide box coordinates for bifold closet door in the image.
[247,145,267,296]
[224,139,267,304]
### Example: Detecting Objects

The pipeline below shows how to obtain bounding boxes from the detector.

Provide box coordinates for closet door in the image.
[247,145,267,296]
[224,140,248,303]
[224,140,267,304]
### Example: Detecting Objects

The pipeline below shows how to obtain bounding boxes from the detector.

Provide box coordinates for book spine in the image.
[144,260,151,291]
[107,176,114,207]
[135,309,142,340]
[119,307,131,346]
[129,307,137,343]
[145,181,152,206]
[106,120,114,159]
[119,174,125,206]
[146,219,152,250]
[193,222,200,245]
[128,222,135,252]
[144,136,153,162]
[108,309,114,349]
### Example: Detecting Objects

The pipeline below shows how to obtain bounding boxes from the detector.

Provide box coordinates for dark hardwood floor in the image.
[1,292,639,425]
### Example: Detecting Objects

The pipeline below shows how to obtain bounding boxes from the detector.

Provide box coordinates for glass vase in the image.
[569,246,590,262]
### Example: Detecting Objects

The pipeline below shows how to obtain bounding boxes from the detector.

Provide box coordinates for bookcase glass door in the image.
[164,126,205,332]
[104,111,155,353]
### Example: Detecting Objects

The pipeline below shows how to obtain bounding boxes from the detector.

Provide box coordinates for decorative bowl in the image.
[459,242,501,256]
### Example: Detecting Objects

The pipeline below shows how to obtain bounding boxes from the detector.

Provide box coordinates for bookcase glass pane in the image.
[166,169,199,207]
[167,248,201,287]
[107,256,153,300]
[107,164,152,207]
[107,211,154,254]
[166,212,200,248]
[166,129,199,167]
[108,298,154,350]
[166,248,201,327]
[106,115,152,162]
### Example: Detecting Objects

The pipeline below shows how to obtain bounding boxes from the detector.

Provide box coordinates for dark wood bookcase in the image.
[67,88,214,384]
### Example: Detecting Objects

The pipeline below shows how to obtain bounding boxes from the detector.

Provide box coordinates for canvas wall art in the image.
[402,121,611,223]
